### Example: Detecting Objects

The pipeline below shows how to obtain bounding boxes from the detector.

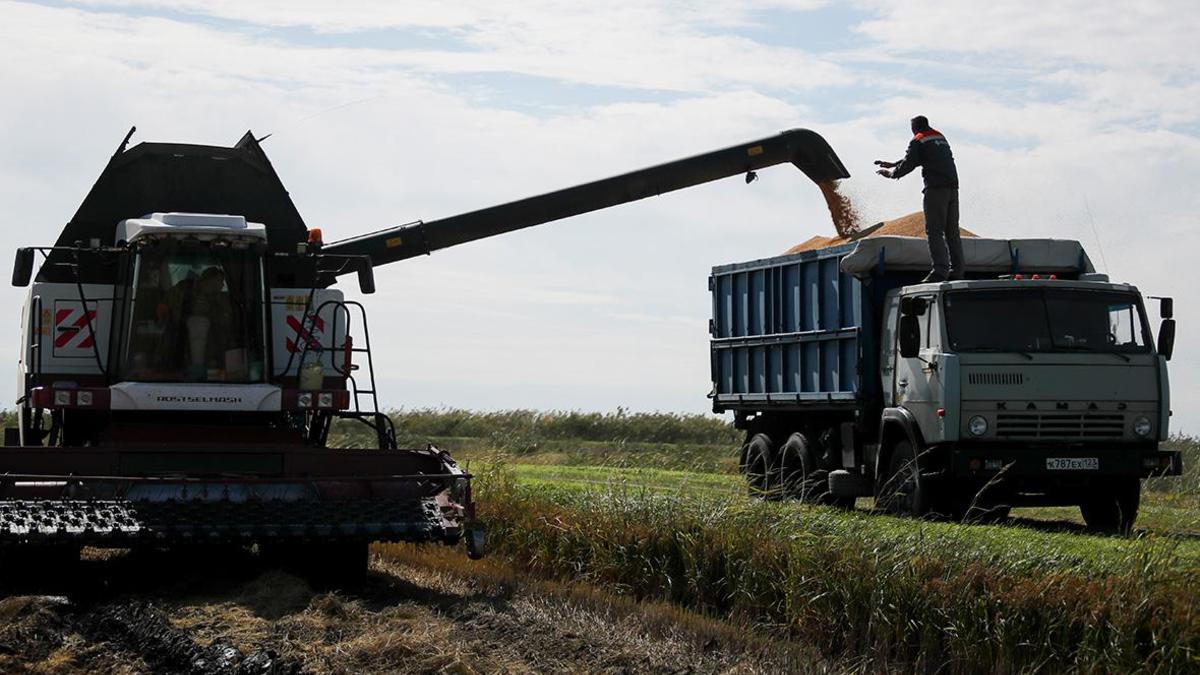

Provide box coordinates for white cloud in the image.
[45,0,853,92]
[0,0,1197,430]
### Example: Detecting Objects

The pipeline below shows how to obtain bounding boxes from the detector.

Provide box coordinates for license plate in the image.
[1046,457,1099,471]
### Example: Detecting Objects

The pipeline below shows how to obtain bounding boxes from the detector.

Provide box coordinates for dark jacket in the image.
[892,129,958,190]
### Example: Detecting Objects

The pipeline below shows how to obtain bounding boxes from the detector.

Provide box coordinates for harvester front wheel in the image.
[310,541,369,589]
[260,541,369,590]
[0,544,80,592]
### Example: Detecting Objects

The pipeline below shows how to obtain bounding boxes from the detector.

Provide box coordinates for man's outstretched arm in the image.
[877,139,921,178]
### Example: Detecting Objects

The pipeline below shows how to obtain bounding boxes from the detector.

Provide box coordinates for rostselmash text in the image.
[155,395,244,404]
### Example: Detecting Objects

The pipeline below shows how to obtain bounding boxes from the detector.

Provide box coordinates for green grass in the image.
[509,463,743,495]
[498,461,1200,568]
[332,407,739,450]
[475,465,1200,673]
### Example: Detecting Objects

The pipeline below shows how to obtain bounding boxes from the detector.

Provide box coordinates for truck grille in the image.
[995,413,1124,439]
[968,372,1024,386]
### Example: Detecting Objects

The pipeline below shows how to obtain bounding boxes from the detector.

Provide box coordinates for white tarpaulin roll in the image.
[839,236,1094,278]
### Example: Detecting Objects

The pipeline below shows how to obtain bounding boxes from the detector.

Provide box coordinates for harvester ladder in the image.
[296,299,396,449]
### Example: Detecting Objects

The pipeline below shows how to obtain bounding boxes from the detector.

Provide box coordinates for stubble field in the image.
[0,408,1196,674]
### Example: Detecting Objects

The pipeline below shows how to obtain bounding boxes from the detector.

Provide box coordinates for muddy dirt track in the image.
[0,547,823,675]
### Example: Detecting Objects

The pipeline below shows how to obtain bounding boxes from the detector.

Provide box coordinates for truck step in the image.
[828,470,872,498]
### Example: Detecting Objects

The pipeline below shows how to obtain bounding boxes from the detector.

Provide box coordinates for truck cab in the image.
[875,277,1178,530]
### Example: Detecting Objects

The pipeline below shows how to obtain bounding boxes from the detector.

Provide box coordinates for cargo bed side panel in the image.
[710,246,870,411]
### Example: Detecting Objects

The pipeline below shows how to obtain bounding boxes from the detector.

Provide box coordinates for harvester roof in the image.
[38,130,307,284]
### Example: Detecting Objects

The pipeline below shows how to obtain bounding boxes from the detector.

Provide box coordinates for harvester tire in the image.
[0,545,80,592]
[260,541,369,589]
[309,541,370,590]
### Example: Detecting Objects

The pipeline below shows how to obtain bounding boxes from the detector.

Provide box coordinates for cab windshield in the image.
[944,288,1151,354]
[121,240,267,383]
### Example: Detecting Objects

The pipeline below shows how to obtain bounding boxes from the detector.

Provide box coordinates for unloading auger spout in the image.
[323,129,850,269]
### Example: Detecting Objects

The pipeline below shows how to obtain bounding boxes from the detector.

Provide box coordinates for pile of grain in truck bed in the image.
[785,211,977,254]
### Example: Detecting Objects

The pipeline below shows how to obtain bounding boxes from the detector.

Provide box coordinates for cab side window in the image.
[924,294,941,350]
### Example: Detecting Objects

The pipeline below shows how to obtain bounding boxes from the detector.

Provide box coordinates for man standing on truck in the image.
[875,116,963,282]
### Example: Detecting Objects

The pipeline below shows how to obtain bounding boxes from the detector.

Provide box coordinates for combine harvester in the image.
[4,127,849,581]
[712,233,1181,531]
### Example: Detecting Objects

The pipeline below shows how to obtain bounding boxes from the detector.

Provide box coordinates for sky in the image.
[0,0,1197,431]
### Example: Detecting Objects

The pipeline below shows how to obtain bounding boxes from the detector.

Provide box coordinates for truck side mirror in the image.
[1158,319,1175,360]
[11,248,34,287]
[899,314,921,358]
[1160,297,1174,319]
[356,258,376,294]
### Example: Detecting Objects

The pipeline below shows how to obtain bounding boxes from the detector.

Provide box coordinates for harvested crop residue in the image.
[785,210,977,254]
[0,546,820,674]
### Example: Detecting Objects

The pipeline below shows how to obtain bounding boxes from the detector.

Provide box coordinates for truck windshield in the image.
[944,288,1151,354]
[121,240,267,383]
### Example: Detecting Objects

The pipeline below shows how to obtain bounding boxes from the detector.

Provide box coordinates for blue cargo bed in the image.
[709,243,873,412]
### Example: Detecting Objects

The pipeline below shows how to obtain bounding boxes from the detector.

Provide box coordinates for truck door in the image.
[894,293,943,440]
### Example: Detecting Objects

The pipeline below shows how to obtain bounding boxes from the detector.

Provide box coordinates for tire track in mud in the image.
[81,600,299,674]
[0,547,825,675]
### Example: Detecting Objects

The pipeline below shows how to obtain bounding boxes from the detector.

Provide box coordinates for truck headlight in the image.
[1133,416,1153,438]
[968,415,988,437]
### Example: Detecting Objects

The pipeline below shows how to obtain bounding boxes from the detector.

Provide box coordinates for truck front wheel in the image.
[877,440,931,518]
[1079,477,1140,535]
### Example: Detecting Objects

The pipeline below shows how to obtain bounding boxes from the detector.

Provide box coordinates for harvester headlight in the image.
[967,415,989,437]
[54,390,72,406]
[76,391,93,406]
[297,392,313,408]
[1133,416,1153,438]
[318,392,333,408]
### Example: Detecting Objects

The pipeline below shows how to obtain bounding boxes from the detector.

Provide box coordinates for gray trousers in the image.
[923,187,963,278]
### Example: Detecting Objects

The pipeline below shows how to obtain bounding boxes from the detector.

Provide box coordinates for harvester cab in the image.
[4,126,849,581]
[14,212,382,450]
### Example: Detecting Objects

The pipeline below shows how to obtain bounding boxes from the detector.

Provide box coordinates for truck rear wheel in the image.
[1080,478,1140,535]
[877,440,931,518]
[778,433,829,503]
[742,433,780,500]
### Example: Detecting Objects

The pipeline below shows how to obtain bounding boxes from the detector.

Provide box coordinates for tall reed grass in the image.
[476,464,1200,673]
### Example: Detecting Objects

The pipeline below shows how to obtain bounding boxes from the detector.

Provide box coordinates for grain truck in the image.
[711,236,1179,532]
[3,126,849,580]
